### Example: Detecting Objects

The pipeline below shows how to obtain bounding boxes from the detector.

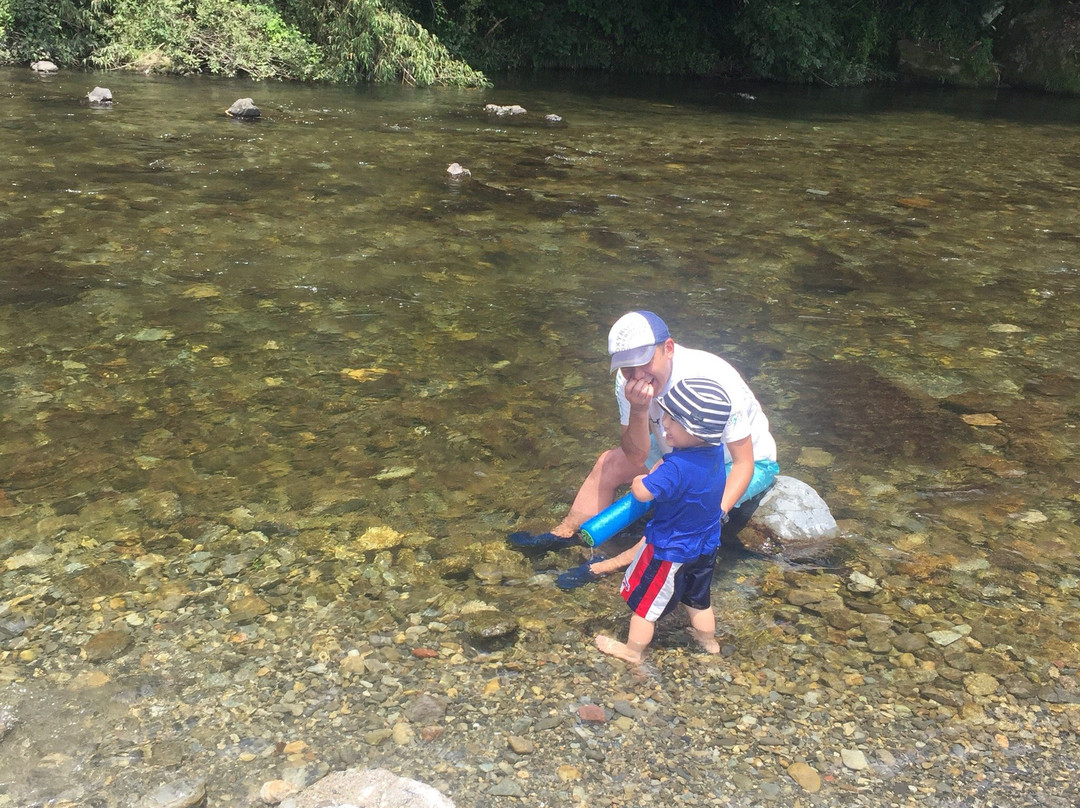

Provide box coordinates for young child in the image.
[595,377,730,664]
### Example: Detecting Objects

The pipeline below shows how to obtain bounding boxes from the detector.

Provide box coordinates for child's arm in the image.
[631,473,655,503]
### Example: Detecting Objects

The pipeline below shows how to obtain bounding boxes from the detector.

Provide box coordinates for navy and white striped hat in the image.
[657,377,732,445]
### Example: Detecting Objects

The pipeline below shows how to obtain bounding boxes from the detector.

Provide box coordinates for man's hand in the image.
[624,377,656,408]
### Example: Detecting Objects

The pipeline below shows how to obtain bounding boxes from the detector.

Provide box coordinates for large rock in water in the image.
[282,768,454,808]
[734,476,839,561]
[226,98,260,119]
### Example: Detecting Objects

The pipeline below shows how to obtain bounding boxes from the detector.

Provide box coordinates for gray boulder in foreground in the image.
[736,475,840,561]
[281,768,454,808]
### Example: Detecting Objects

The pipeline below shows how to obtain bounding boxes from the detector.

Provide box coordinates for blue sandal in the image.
[556,560,604,589]
[507,531,580,551]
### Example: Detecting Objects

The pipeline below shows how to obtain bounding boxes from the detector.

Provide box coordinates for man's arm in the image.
[722,435,754,514]
[618,378,655,467]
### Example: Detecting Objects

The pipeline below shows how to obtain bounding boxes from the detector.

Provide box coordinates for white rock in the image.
[841,748,869,770]
[928,630,963,646]
[286,768,454,808]
[754,476,839,542]
[139,778,207,808]
[847,571,880,594]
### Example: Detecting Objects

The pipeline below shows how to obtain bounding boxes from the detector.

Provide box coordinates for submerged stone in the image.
[83,629,132,661]
[461,609,518,647]
[286,767,454,808]
[139,777,207,808]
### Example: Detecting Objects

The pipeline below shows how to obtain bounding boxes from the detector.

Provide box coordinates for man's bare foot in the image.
[595,634,644,664]
[688,627,720,654]
[552,509,592,539]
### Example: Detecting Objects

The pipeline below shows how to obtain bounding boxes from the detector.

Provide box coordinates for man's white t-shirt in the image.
[615,344,777,465]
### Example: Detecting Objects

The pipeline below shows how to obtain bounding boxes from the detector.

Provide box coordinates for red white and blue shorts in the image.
[620,542,718,622]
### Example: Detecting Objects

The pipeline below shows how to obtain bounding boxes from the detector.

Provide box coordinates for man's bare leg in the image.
[550,446,646,537]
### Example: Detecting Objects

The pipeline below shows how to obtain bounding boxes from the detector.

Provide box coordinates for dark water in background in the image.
[1,66,1079,803]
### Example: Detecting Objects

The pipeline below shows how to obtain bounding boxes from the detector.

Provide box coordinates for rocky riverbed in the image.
[2,505,1078,808]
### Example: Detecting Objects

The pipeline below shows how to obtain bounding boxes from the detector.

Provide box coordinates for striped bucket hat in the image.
[657,377,732,445]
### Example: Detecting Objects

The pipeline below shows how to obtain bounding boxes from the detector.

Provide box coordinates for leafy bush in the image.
[276,0,490,86]
[411,0,722,73]
[0,0,12,61]
[2,0,103,65]
[731,0,886,84]
[92,0,321,80]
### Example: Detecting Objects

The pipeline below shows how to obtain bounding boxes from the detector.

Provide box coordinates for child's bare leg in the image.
[685,605,720,654]
[596,614,653,664]
[588,537,645,575]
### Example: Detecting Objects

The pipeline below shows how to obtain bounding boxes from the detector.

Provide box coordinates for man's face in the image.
[620,339,674,391]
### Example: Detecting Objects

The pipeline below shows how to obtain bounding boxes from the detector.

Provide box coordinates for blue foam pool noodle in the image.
[580,492,652,547]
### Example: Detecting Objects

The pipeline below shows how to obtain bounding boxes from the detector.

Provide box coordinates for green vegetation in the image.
[91,0,321,80]
[0,1,1076,93]
[1,0,489,86]
[275,0,488,85]
[410,0,724,74]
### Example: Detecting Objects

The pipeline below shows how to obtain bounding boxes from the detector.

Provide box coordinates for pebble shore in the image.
[2,514,1079,808]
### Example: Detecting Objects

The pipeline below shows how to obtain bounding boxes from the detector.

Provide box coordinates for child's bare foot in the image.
[595,634,644,664]
[688,627,720,654]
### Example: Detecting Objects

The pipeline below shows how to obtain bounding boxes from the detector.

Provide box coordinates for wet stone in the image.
[612,700,640,718]
[403,693,446,724]
[488,778,525,797]
[866,632,895,654]
[841,748,869,770]
[578,704,606,723]
[74,562,132,597]
[787,588,827,607]
[893,633,928,653]
[83,628,133,661]
[823,606,861,630]
[461,610,518,646]
[288,768,453,807]
[787,761,821,792]
[928,629,965,646]
[228,595,271,623]
[138,777,206,808]
[508,735,535,754]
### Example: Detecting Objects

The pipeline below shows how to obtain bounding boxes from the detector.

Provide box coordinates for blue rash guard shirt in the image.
[639,444,727,563]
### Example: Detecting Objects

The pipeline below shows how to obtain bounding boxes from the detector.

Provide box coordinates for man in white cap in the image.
[508,310,779,588]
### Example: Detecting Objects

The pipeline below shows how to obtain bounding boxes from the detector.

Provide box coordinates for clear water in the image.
[1,67,1079,804]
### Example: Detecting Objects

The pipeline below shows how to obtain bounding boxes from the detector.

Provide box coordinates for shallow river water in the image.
[1,68,1079,807]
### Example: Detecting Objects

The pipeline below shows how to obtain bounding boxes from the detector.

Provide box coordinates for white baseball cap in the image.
[607,311,670,372]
